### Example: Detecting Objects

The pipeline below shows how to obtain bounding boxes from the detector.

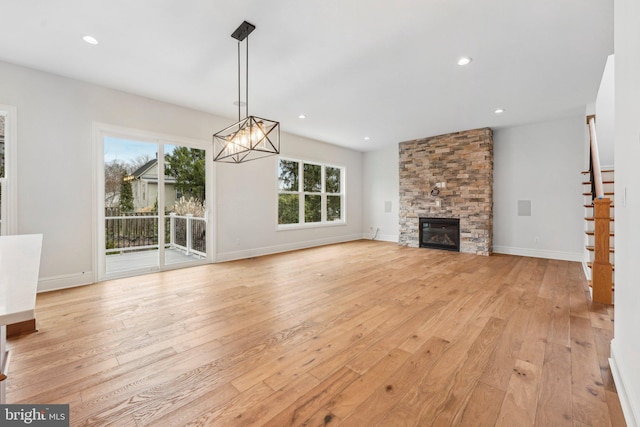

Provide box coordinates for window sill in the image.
[277,221,346,232]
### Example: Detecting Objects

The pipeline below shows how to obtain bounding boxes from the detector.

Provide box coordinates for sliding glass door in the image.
[97,128,211,280]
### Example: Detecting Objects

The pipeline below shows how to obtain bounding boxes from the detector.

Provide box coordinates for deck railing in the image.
[105,211,206,257]
[168,213,206,257]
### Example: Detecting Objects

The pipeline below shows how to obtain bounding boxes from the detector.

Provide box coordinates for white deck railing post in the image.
[185,214,193,255]
[169,213,176,249]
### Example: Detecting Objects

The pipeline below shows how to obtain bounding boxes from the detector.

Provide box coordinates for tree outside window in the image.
[165,147,205,202]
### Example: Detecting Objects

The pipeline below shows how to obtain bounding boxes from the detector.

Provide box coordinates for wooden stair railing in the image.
[586,115,613,304]
[587,116,605,199]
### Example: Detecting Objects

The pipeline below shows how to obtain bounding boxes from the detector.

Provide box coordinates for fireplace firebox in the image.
[419,217,460,252]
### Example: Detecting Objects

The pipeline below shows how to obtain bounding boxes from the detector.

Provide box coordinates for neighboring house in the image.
[126,157,178,211]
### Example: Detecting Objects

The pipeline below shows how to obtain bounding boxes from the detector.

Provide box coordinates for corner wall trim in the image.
[610,339,639,427]
[492,246,583,262]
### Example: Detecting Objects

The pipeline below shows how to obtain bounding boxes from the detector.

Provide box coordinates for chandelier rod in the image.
[246,36,249,120]
[237,41,241,123]
[236,36,251,122]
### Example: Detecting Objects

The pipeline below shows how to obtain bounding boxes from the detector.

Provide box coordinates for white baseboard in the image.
[37,236,393,289]
[38,271,94,292]
[215,234,364,263]
[610,339,639,427]
[367,232,399,243]
[492,246,583,262]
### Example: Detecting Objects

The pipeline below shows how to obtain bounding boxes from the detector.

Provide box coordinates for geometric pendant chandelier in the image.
[213,21,280,163]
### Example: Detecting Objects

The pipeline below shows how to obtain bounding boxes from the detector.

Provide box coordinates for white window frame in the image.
[0,105,18,236]
[277,156,346,230]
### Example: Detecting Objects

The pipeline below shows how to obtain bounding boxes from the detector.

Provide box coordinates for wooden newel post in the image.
[592,198,613,304]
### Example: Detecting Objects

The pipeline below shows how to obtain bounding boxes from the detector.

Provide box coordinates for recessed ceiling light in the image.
[83,35,98,45]
[298,114,306,119]
[494,108,505,114]
[457,57,472,66]
[364,136,370,141]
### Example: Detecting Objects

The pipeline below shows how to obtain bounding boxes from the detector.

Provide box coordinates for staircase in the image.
[584,115,614,305]
[583,169,615,297]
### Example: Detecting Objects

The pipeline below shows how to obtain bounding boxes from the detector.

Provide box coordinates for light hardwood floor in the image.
[7,240,626,426]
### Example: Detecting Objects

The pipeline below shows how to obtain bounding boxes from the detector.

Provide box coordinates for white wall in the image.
[596,54,615,168]
[361,118,587,257]
[0,60,363,290]
[215,134,363,261]
[610,0,640,424]
[362,144,399,242]
[493,117,585,261]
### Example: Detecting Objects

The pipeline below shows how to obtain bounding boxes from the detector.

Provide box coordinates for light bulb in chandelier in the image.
[251,121,266,147]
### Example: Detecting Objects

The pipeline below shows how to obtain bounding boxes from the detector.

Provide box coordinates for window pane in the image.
[278,160,299,191]
[303,163,321,192]
[327,195,341,221]
[325,166,340,193]
[304,194,321,222]
[165,144,207,265]
[104,137,159,275]
[278,194,299,224]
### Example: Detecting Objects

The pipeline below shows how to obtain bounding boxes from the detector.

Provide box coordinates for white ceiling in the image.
[0,0,613,151]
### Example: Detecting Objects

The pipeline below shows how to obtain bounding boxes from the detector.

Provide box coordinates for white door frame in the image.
[0,104,18,236]
[92,122,214,282]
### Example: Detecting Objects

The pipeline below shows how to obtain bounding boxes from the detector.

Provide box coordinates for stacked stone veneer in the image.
[399,127,493,255]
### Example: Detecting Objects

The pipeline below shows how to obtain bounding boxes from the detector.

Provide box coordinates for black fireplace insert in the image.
[419,217,460,252]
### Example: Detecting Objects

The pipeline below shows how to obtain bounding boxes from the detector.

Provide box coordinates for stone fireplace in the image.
[399,128,493,255]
